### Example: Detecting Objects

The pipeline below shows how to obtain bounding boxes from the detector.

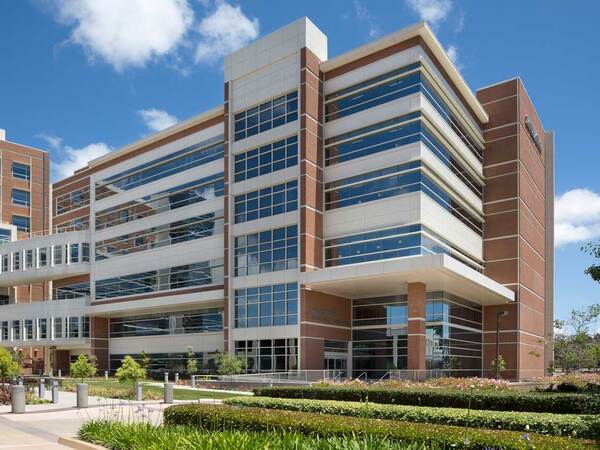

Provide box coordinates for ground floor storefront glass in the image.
[351,291,482,378]
[235,338,298,373]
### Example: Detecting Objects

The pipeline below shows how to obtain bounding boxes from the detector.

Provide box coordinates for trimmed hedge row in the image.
[225,396,600,438]
[253,385,600,414]
[163,404,597,450]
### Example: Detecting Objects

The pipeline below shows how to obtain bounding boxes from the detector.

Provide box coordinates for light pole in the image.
[495,311,508,379]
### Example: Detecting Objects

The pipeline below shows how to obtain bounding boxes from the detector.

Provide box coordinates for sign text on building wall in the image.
[524,115,543,152]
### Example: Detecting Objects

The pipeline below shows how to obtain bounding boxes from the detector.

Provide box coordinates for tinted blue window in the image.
[234,92,298,141]
[234,226,297,276]
[325,113,482,197]
[95,259,224,299]
[326,225,481,270]
[234,181,297,223]
[12,215,30,232]
[325,162,482,234]
[325,63,482,161]
[235,283,297,328]
[96,136,224,200]
[11,189,30,207]
[234,136,297,182]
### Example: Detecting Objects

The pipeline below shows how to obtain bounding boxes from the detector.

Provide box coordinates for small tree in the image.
[70,354,97,382]
[215,352,245,376]
[115,355,146,384]
[490,354,507,378]
[0,348,20,382]
[186,346,198,378]
[139,351,151,371]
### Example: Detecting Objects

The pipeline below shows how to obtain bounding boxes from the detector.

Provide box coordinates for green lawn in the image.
[61,379,242,400]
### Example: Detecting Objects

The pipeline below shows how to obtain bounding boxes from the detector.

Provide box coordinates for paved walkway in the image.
[0,389,224,449]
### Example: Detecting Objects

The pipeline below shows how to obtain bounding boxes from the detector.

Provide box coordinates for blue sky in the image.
[1,0,599,325]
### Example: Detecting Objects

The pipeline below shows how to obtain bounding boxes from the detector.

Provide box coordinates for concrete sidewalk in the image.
[0,390,223,449]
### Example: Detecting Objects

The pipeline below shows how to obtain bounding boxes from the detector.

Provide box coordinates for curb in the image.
[58,436,107,450]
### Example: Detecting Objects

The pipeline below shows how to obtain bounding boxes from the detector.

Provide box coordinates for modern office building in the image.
[0,18,553,380]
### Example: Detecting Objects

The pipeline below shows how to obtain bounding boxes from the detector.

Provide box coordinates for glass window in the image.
[325,161,482,235]
[55,187,90,215]
[234,338,298,373]
[234,92,298,141]
[12,162,30,181]
[1,321,8,341]
[235,283,297,328]
[39,318,48,339]
[69,243,79,263]
[95,135,224,200]
[12,320,20,341]
[324,112,482,197]
[81,243,90,262]
[53,245,63,265]
[12,189,31,207]
[12,251,21,271]
[24,319,33,340]
[53,318,63,339]
[95,174,224,230]
[234,181,297,223]
[25,249,33,269]
[233,136,298,182]
[2,254,9,272]
[95,212,223,260]
[82,317,90,338]
[39,247,47,267]
[12,215,30,233]
[95,259,224,300]
[0,229,12,243]
[68,317,79,339]
[234,225,297,276]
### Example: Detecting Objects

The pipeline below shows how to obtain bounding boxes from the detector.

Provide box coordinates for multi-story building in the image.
[0,128,51,372]
[0,18,554,380]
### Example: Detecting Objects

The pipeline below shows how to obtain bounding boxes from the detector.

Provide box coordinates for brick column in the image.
[407,282,426,370]
[91,317,109,372]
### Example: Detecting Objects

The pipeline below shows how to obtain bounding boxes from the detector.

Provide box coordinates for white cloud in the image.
[194,1,259,64]
[446,44,458,64]
[37,133,63,151]
[352,0,381,38]
[51,0,194,71]
[555,189,600,247]
[406,0,453,27]
[50,141,112,180]
[138,108,178,132]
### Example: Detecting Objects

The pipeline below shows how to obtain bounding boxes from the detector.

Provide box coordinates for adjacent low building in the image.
[0,18,554,380]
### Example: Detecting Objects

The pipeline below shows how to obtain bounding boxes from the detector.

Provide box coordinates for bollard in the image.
[164,372,169,383]
[135,382,143,401]
[164,383,173,404]
[39,377,46,398]
[58,369,62,378]
[76,383,88,408]
[11,385,25,414]
[52,380,59,404]
[104,370,109,380]
[174,372,179,384]
[191,376,196,389]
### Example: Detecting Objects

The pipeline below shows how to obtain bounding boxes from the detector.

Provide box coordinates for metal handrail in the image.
[355,371,368,382]
[378,370,392,382]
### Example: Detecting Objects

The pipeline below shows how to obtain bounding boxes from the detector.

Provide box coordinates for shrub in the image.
[70,354,97,382]
[225,396,600,438]
[215,352,245,376]
[79,420,434,450]
[253,385,600,414]
[115,356,146,384]
[164,404,595,450]
[0,348,20,381]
